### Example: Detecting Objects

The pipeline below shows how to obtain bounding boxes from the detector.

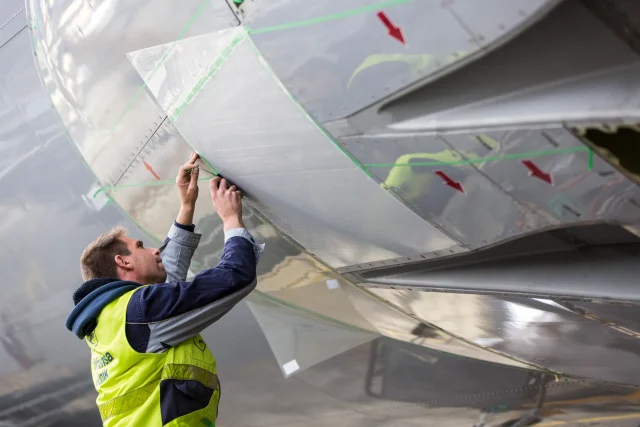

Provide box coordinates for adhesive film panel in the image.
[164,35,456,268]
[246,293,379,377]
[259,263,378,333]
[127,27,247,122]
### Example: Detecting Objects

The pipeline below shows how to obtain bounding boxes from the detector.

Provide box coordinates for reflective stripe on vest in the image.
[98,364,219,422]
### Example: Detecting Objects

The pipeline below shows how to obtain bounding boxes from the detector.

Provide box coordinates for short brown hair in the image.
[80,226,131,280]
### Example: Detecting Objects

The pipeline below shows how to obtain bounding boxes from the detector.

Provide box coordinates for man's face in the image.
[120,236,166,284]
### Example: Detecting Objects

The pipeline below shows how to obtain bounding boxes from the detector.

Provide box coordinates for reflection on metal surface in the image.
[342,283,533,369]
[558,300,640,340]
[370,287,640,386]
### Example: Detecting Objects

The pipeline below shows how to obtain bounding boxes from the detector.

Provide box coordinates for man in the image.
[65,153,263,426]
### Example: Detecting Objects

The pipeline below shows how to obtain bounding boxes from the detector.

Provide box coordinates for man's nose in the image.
[151,248,160,256]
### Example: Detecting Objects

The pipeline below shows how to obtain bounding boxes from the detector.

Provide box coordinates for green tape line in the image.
[244,36,379,182]
[93,177,212,198]
[364,147,591,168]
[170,30,248,122]
[248,0,414,34]
[92,147,593,197]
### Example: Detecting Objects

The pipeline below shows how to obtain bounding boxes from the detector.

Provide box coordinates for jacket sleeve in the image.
[159,221,201,283]
[126,228,264,353]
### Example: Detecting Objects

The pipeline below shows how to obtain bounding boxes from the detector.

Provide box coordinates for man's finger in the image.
[178,163,193,180]
[229,185,237,192]
[179,153,200,176]
[235,190,244,200]
[189,165,199,187]
[219,178,229,191]
[209,176,221,192]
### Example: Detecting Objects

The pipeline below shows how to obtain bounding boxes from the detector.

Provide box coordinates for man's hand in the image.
[176,152,200,225]
[209,176,244,231]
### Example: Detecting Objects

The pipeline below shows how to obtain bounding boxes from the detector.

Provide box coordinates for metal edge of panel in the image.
[241,0,564,125]
[343,223,640,301]
[338,0,640,137]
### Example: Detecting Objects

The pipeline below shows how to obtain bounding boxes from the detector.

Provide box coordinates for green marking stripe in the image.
[364,147,591,168]
[93,147,592,196]
[243,36,378,182]
[249,0,414,34]
[171,31,248,122]
[93,177,211,198]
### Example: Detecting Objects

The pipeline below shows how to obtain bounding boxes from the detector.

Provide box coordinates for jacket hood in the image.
[65,278,140,339]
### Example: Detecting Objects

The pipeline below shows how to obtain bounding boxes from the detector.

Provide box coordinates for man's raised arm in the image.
[160,153,202,283]
[126,169,264,353]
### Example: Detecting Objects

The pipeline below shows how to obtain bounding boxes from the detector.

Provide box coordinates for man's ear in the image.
[114,254,132,271]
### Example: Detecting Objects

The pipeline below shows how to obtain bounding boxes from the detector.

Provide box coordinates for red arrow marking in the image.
[434,171,464,194]
[522,160,553,185]
[377,11,405,45]
[143,161,161,181]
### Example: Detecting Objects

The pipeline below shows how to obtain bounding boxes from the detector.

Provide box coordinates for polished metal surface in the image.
[369,287,640,386]
[347,0,640,133]
[246,0,560,123]
[7,0,640,425]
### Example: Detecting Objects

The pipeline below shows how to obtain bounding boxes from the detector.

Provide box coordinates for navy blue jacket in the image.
[66,222,263,353]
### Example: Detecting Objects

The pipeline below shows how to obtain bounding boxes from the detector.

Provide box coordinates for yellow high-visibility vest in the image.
[87,287,220,426]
